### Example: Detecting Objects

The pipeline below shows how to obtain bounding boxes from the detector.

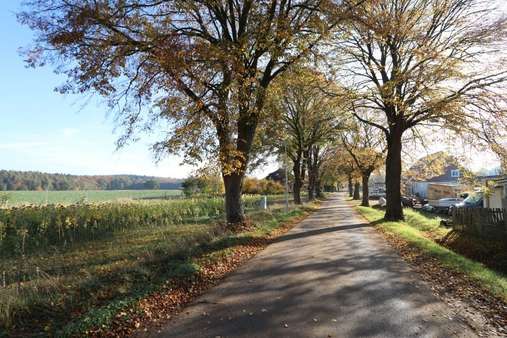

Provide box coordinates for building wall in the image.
[412,182,429,198]
[411,181,458,198]
[484,187,504,209]
[427,183,460,200]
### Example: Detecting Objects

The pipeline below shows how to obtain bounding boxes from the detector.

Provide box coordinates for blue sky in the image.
[0,2,195,178]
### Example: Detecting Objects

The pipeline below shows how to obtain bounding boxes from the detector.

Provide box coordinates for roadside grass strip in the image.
[356,206,507,302]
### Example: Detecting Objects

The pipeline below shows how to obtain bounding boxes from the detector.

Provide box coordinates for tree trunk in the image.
[314,147,324,198]
[308,173,315,201]
[348,174,353,197]
[223,173,245,224]
[353,181,360,200]
[306,149,315,201]
[293,177,302,204]
[307,145,323,200]
[218,102,258,226]
[316,177,323,198]
[385,127,404,220]
[361,172,371,207]
[292,156,302,204]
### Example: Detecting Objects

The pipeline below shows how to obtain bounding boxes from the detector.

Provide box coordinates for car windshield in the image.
[464,192,483,204]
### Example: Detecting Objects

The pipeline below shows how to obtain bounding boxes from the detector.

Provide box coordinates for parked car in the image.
[448,192,484,215]
[401,196,417,207]
[376,196,416,208]
[429,197,463,213]
[421,204,435,212]
[369,189,386,200]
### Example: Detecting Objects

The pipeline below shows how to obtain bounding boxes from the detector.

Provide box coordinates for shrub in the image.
[0,192,10,207]
[182,175,223,197]
[243,177,284,195]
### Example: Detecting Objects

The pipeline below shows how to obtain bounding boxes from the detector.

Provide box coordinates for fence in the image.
[451,207,507,238]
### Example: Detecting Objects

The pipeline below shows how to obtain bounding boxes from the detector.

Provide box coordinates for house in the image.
[426,183,462,200]
[368,175,386,197]
[410,165,462,199]
[483,176,507,209]
[265,168,285,183]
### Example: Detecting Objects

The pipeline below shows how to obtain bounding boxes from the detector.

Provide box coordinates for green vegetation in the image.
[1,189,182,206]
[356,206,507,302]
[0,170,182,191]
[182,174,224,197]
[0,198,314,336]
[0,195,280,256]
[242,177,284,195]
[0,192,9,207]
[182,174,284,198]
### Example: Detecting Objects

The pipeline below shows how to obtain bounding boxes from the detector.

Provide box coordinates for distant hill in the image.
[0,170,183,191]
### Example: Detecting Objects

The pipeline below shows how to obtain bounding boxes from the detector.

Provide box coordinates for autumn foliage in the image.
[19,0,346,224]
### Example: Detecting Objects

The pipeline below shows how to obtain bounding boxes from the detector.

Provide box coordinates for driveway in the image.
[151,193,475,338]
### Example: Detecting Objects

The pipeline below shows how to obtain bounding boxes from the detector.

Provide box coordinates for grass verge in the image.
[355,206,507,302]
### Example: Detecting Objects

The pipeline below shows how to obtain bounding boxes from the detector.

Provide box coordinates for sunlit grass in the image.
[356,206,507,302]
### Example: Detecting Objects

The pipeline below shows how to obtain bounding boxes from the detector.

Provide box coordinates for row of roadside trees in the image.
[20,0,507,226]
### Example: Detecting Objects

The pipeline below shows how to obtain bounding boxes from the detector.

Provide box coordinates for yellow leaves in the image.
[50,31,85,46]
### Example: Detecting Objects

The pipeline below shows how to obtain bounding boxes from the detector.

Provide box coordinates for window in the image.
[450,169,460,178]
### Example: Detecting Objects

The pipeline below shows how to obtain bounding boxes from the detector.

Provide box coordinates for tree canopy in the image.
[18,0,507,222]
[265,67,344,202]
[340,117,385,206]
[332,0,507,219]
[19,0,351,224]
[0,170,181,191]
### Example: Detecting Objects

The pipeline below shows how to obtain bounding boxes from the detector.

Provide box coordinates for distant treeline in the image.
[0,170,183,191]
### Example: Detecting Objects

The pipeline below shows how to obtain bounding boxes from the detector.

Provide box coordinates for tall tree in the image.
[307,144,335,199]
[265,67,341,203]
[352,180,361,200]
[333,0,507,220]
[322,147,358,197]
[340,118,385,206]
[20,0,348,225]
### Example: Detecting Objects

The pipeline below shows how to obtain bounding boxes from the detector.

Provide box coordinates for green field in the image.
[1,189,182,205]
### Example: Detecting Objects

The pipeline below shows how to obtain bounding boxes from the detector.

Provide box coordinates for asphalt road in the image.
[152,193,475,338]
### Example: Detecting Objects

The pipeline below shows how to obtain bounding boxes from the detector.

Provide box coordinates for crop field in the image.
[0,194,302,336]
[0,189,182,205]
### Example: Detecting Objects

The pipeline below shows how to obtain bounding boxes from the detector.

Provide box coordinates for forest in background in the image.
[0,170,182,191]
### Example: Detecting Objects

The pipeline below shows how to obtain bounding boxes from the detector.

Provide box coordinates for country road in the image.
[152,193,475,338]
